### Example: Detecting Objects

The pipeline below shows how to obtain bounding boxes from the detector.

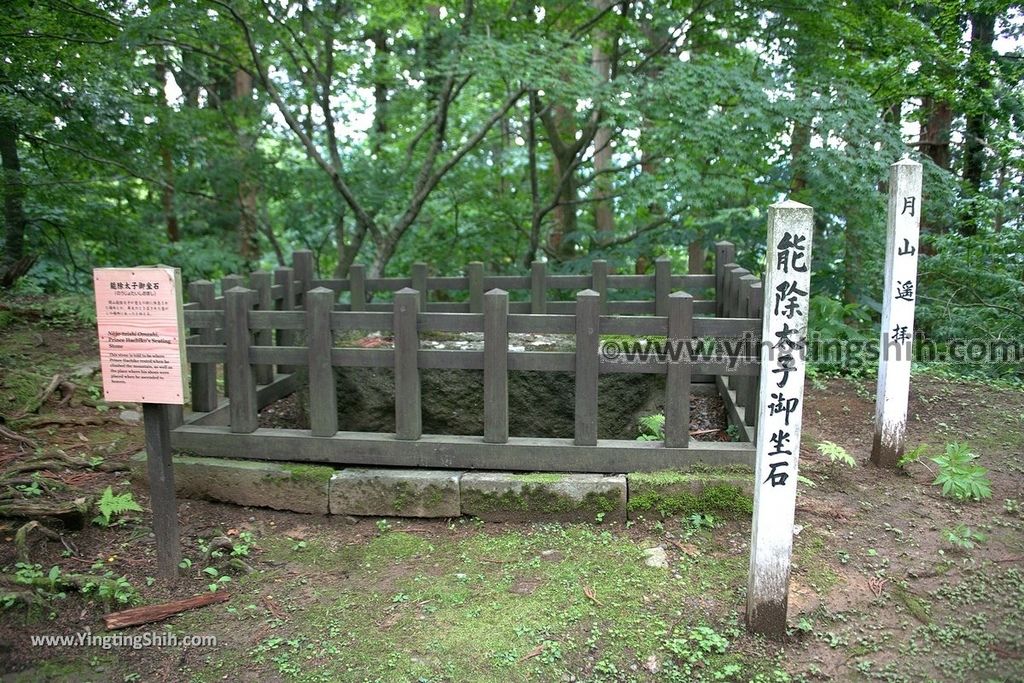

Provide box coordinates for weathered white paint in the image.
[872,160,923,468]
[747,200,813,638]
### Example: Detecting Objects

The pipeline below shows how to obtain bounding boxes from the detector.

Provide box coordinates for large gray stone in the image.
[312,367,664,440]
[329,468,461,518]
[460,472,627,523]
[130,452,332,514]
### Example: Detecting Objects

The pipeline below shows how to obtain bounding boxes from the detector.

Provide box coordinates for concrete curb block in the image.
[461,472,627,523]
[626,470,753,520]
[329,468,462,518]
[130,452,332,515]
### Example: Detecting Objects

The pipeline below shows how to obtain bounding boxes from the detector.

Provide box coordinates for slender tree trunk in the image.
[154,61,180,243]
[961,11,995,236]
[234,69,260,263]
[545,101,579,261]
[0,116,33,288]
[591,0,614,248]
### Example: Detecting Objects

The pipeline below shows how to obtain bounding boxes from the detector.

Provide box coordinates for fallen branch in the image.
[104,592,230,630]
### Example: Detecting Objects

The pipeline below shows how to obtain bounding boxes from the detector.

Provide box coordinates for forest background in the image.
[1,0,1022,381]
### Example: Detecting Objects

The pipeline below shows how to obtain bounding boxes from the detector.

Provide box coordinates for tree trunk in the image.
[155,61,179,243]
[961,10,995,236]
[234,70,260,263]
[590,0,614,248]
[0,115,33,288]
[687,242,706,274]
[920,96,952,171]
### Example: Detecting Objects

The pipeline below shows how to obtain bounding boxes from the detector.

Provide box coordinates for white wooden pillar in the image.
[747,200,813,638]
[872,159,923,467]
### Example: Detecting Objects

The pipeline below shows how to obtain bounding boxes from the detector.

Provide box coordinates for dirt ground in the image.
[0,307,1021,682]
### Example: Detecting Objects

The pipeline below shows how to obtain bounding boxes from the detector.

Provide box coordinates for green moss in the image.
[464,484,620,518]
[279,463,335,484]
[628,481,752,518]
[511,472,564,484]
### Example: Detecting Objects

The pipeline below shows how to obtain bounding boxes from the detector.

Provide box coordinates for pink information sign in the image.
[93,267,187,405]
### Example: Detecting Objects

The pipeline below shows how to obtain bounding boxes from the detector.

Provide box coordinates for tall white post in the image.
[747,200,813,638]
[872,160,923,468]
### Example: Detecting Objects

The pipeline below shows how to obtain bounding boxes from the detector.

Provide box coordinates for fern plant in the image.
[931,443,992,502]
[817,441,856,468]
[637,413,665,441]
[93,487,143,527]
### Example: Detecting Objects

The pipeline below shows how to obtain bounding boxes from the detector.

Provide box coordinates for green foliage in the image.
[93,487,143,527]
[636,413,666,441]
[816,441,857,468]
[930,443,992,502]
[897,444,929,468]
[943,524,987,551]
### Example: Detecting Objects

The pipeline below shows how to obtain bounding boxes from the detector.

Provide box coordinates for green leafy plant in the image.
[943,524,987,550]
[817,440,856,468]
[93,487,143,527]
[203,567,232,592]
[637,413,665,441]
[897,444,929,468]
[930,443,992,501]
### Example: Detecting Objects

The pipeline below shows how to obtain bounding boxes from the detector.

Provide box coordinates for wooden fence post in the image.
[467,261,484,314]
[292,250,314,308]
[349,263,367,312]
[655,256,671,317]
[143,403,181,579]
[575,289,600,446]
[531,261,547,314]
[219,275,245,398]
[747,200,813,639]
[484,289,509,444]
[274,267,297,374]
[664,291,693,447]
[306,288,338,437]
[715,241,736,317]
[411,262,428,310]
[592,260,608,314]
[187,280,217,413]
[249,271,274,386]
[872,159,923,468]
[741,276,762,428]
[394,288,421,440]
[225,287,258,434]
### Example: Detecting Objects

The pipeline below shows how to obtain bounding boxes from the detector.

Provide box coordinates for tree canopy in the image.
[2,1,1022,364]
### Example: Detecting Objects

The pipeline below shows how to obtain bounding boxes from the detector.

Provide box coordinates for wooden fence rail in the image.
[172,246,765,473]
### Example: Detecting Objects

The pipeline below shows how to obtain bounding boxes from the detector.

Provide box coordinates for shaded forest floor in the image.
[0,301,1022,682]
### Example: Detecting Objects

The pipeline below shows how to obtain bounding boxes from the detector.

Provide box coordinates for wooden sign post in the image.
[872,159,923,468]
[94,266,186,579]
[747,201,813,638]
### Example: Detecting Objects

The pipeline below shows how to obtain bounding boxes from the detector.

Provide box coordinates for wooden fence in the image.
[170,243,765,473]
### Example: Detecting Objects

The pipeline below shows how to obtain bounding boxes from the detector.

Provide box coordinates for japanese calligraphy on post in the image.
[93,267,186,405]
[872,159,923,467]
[747,200,813,637]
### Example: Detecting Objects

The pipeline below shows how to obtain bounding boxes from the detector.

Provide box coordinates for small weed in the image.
[817,440,856,468]
[943,524,987,550]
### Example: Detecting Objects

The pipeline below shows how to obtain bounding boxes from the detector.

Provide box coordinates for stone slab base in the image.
[130,452,332,515]
[131,453,752,522]
[460,472,627,523]
[329,469,461,518]
[626,469,753,520]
